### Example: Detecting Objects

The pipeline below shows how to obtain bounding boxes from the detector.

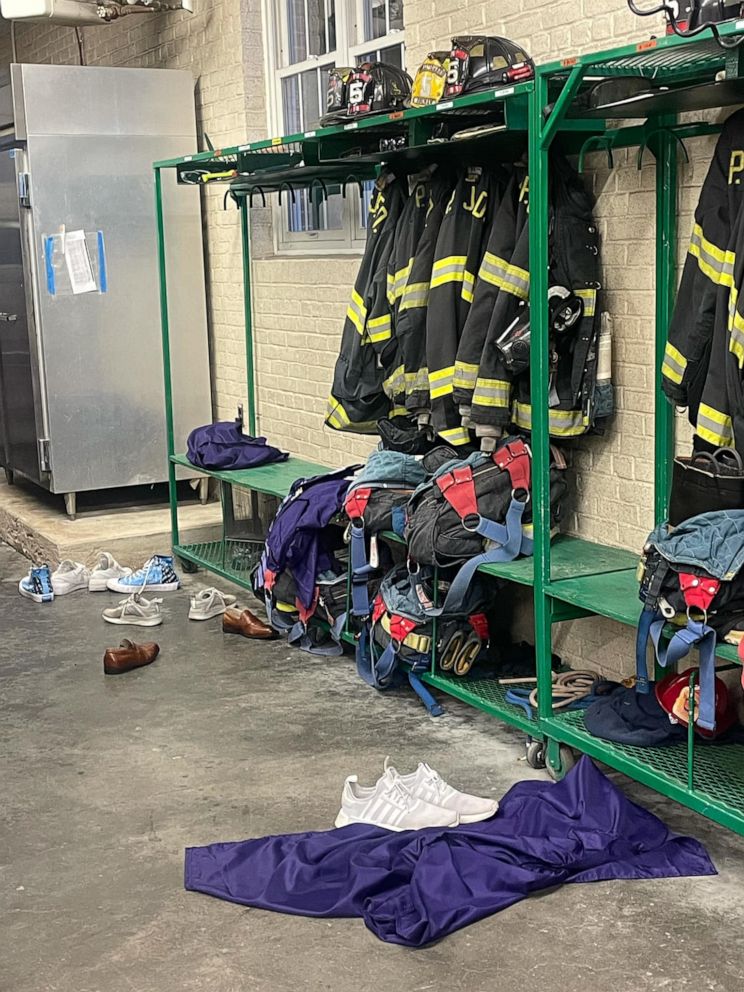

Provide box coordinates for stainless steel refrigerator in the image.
[0,63,211,517]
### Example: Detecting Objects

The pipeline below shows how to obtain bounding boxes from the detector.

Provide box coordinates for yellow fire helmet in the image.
[410,51,451,109]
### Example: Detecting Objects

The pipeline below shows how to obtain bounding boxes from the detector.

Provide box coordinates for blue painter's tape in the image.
[97,230,108,293]
[44,236,55,296]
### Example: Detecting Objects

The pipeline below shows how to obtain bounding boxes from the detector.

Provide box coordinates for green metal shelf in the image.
[422,671,538,734]
[154,81,533,172]
[543,709,744,834]
[478,534,637,585]
[170,453,331,498]
[174,539,260,590]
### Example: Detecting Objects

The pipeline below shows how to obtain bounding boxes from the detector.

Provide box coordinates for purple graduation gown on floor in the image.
[184,758,715,946]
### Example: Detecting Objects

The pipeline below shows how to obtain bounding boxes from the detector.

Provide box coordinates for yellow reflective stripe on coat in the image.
[462,270,476,303]
[454,361,479,390]
[408,367,429,396]
[438,425,471,445]
[383,364,406,399]
[661,341,688,385]
[472,377,511,407]
[478,252,530,299]
[429,366,454,399]
[399,281,430,311]
[512,401,590,437]
[325,397,378,433]
[430,255,467,289]
[729,284,744,366]
[695,402,734,447]
[367,313,392,343]
[346,288,367,335]
[575,287,597,318]
[689,223,734,287]
[392,260,414,300]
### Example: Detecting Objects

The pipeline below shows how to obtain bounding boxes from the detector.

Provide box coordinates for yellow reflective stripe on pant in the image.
[430,256,467,289]
[661,341,688,385]
[695,402,734,447]
[472,377,511,407]
[346,288,367,335]
[689,223,734,288]
[512,402,590,437]
[429,366,454,399]
[478,252,530,299]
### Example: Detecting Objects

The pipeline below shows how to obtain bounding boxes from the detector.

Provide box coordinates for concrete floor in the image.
[3,541,744,992]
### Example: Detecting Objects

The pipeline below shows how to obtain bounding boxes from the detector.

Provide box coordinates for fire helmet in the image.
[445,36,534,98]
[655,667,737,739]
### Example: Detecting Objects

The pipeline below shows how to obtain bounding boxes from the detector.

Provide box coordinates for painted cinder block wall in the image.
[0,2,721,677]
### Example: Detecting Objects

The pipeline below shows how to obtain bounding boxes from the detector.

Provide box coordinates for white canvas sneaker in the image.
[51,560,91,596]
[384,758,498,823]
[88,552,132,592]
[102,594,163,627]
[188,587,238,621]
[334,769,459,831]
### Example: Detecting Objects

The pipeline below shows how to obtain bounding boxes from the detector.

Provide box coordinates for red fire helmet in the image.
[655,668,737,740]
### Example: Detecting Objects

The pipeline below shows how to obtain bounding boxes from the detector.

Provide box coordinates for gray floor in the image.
[3,540,744,992]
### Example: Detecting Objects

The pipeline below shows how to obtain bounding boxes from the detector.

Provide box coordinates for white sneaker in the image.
[51,560,91,596]
[188,587,238,621]
[88,551,132,592]
[384,758,498,824]
[334,769,459,831]
[102,594,163,627]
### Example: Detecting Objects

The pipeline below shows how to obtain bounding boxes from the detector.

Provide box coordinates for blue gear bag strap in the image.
[407,670,444,716]
[650,618,717,730]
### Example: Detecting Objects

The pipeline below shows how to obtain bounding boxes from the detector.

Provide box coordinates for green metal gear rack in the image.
[154,21,744,834]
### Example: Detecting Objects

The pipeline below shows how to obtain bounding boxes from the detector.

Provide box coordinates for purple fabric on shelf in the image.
[184,757,715,946]
[263,467,358,608]
[186,419,288,470]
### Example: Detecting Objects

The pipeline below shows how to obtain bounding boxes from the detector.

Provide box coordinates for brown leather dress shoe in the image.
[223,608,277,640]
[103,639,160,675]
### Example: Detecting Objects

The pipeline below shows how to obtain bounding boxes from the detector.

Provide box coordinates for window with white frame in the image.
[267,0,405,249]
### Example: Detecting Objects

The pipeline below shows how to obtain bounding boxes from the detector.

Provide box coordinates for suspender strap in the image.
[436,464,478,520]
[493,438,531,493]
[635,605,659,694]
[417,494,526,618]
[349,520,376,618]
[355,624,398,688]
[407,671,444,717]
[649,618,717,731]
[345,487,372,520]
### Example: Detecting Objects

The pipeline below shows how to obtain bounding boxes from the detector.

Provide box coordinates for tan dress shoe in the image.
[222,608,277,640]
[103,639,160,675]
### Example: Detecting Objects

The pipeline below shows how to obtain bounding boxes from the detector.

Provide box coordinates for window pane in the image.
[379,44,403,68]
[359,181,375,229]
[356,51,374,64]
[287,190,344,233]
[301,68,320,129]
[282,75,302,133]
[307,0,336,56]
[389,0,403,31]
[363,0,387,41]
[286,0,307,64]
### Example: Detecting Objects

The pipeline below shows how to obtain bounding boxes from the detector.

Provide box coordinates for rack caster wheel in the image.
[525,740,546,769]
[546,745,576,781]
[177,556,199,574]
